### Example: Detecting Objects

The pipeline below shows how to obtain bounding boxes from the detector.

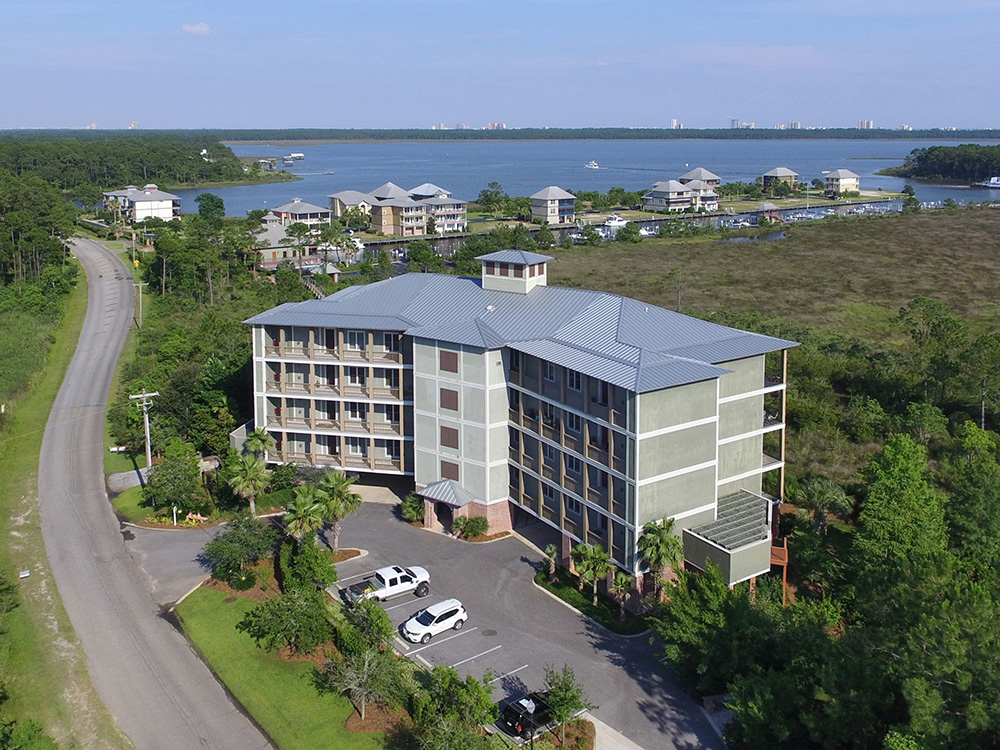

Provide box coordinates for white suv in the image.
[402,598,468,644]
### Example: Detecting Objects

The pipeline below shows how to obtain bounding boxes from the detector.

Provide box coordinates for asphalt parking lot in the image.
[331,500,724,750]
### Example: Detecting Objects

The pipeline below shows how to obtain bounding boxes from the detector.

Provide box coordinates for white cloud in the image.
[181,22,210,36]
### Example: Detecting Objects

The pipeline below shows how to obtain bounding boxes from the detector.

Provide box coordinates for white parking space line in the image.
[384,600,420,612]
[407,627,478,655]
[489,664,529,683]
[451,645,502,668]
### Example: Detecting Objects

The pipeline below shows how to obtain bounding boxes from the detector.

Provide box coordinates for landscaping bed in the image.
[534,568,648,636]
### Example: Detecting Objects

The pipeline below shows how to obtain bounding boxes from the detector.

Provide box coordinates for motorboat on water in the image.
[585,160,599,169]
[603,213,628,228]
[971,176,1000,189]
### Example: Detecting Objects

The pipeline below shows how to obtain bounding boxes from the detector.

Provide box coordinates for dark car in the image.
[498,691,553,740]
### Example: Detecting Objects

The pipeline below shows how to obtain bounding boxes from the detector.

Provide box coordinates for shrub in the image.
[277,538,338,594]
[236,589,334,653]
[400,492,425,523]
[203,514,277,583]
[453,515,489,539]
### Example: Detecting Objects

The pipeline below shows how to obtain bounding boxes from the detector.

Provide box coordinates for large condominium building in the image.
[245,252,797,585]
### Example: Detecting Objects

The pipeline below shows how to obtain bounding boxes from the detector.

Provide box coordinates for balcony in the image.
[370,385,402,400]
[372,421,402,436]
[586,444,609,464]
[343,420,371,434]
[341,383,368,398]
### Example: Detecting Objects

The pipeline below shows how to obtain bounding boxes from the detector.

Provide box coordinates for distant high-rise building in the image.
[900,124,913,131]
[788,121,801,130]
[86,122,98,130]
[858,119,874,129]
[941,126,957,131]
[670,118,678,129]
[774,123,786,130]
[128,121,140,130]
[455,123,470,130]
[730,118,741,129]
[486,122,507,130]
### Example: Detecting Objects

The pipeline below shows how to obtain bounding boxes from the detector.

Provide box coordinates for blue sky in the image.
[1,0,995,130]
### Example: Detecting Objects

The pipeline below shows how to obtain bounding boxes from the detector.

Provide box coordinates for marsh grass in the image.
[548,209,1000,344]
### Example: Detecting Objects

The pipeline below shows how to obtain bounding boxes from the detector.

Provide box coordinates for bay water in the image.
[173,139,1000,217]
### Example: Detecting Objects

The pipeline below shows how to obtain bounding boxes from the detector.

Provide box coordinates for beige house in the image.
[245,250,797,586]
[824,169,861,196]
[530,186,576,224]
[762,167,798,190]
[329,182,467,234]
[678,167,722,187]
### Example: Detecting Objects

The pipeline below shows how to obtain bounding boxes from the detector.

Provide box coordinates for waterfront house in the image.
[681,180,720,211]
[245,251,796,586]
[641,180,695,212]
[678,167,722,187]
[530,186,577,225]
[329,190,377,218]
[762,167,798,190]
[102,184,181,223]
[824,169,861,196]
[271,198,333,227]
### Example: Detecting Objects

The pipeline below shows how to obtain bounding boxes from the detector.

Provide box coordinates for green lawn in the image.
[176,587,382,750]
[112,485,156,523]
[0,266,130,748]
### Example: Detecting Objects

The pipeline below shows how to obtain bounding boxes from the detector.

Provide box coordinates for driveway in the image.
[331,502,723,750]
[121,483,723,749]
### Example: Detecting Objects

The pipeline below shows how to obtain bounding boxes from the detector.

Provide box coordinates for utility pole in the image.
[133,281,147,329]
[129,390,159,486]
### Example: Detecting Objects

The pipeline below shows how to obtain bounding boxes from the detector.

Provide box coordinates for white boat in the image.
[603,213,628,228]
[585,160,599,169]
[971,176,1000,189]
[639,226,656,237]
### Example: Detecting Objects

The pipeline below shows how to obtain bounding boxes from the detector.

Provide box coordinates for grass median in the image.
[175,586,382,750]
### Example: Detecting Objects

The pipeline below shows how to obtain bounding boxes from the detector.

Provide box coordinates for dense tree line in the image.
[0,136,258,193]
[888,143,1000,181]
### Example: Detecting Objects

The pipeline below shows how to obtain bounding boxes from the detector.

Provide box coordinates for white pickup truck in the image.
[344,565,430,604]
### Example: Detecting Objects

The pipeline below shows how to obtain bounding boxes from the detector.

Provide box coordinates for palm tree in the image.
[794,476,852,536]
[610,572,634,622]
[284,486,325,546]
[245,427,274,459]
[228,454,267,517]
[316,470,362,552]
[571,544,614,606]
[637,517,684,601]
[543,543,559,583]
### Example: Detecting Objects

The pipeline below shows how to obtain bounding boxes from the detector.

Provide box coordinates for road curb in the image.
[528,579,651,640]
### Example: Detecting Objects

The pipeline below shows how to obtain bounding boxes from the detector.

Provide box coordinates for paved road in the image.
[37,238,271,750]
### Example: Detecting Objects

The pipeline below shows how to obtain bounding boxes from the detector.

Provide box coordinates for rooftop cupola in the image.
[476,250,552,294]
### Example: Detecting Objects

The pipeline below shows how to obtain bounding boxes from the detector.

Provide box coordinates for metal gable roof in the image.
[246,270,797,392]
